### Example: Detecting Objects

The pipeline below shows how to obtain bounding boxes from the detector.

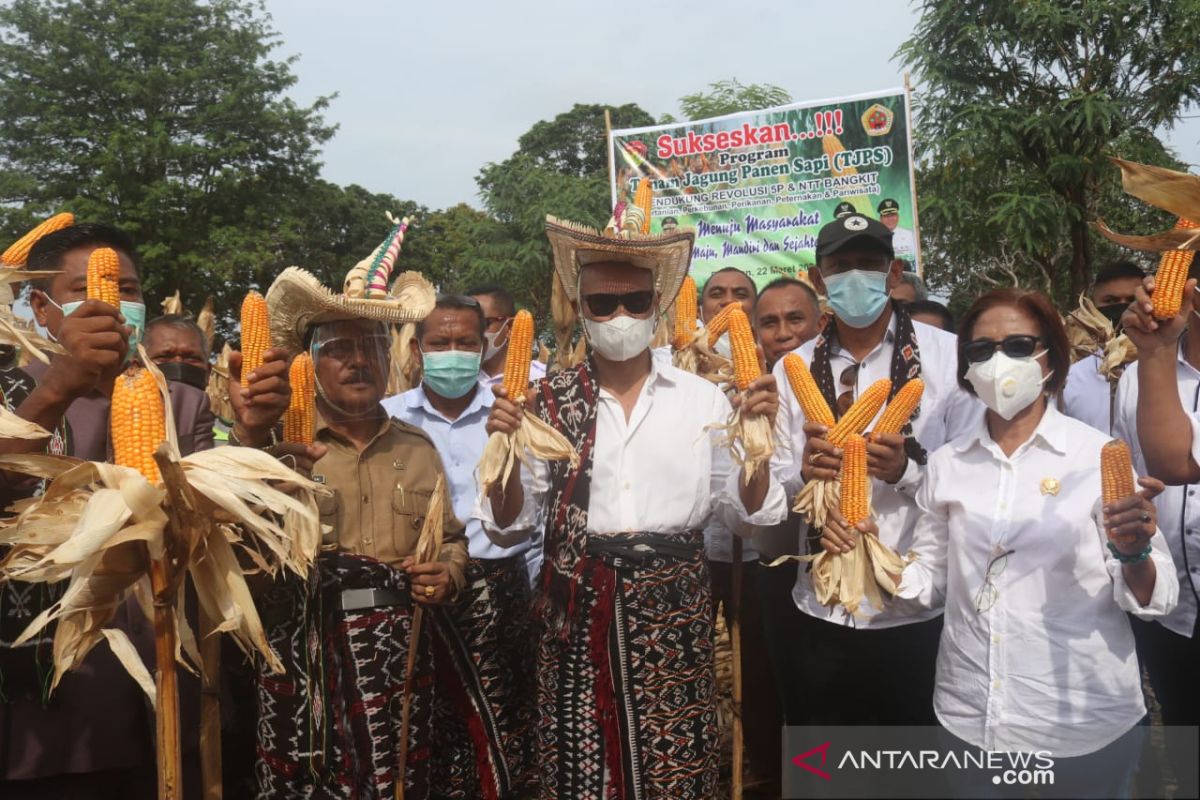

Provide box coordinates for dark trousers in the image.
[758,559,807,727]
[710,559,782,791]
[786,607,942,726]
[1132,615,1199,799]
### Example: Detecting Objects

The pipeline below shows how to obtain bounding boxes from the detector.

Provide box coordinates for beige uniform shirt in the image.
[313,415,468,591]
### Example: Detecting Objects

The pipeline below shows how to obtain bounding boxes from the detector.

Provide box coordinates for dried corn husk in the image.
[1094,159,1200,251]
[551,272,578,370]
[1062,294,1138,381]
[161,291,184,316]
[477,410,580,496]
[673,324,733,383]
[793,477,839,530]
[712,404,774,485]
[387,321,420,395]
[0,405,52,439]
[195,297,215,354]
[206,344,235,424]
[770,496,911,617]
[0,348,327,696]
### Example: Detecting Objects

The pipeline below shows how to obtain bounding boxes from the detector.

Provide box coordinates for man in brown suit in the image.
[0,223,288,798]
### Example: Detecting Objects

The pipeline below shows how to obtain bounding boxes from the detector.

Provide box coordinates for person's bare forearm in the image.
[1136,347,1199,483]
[488,462,525,529]
[1122,559,1156,607]
[0,382,72,456]
[738,463,770,515]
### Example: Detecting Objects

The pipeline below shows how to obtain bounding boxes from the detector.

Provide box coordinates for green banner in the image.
[609,87,919,289]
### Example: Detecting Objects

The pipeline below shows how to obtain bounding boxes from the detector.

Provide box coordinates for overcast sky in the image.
[263,0,1200,211]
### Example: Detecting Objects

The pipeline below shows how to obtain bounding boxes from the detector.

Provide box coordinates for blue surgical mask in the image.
[421,349,482,399]
[45,297,146,355]
[822,269,890,328]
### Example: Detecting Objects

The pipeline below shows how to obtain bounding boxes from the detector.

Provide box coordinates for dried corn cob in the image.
[822,135,857,179]
[86,247,121,307]
[782,354,835,427]
[504,310,534,404]
[840,434,869,525]
[673,276,698,349]
[111,368,166,483]
[283,352,315,445]
[826,379,891,446]
[873,379,925,435]
[1101,439,1137,508]
[633,179,653,234]
[728,306,760,391]
[239,291,269,389]
[1151,218,1200,319]
[1,212,74,267]
[705,303,738,347]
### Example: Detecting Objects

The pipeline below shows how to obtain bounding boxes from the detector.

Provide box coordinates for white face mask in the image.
[965,350,1051,420]
[483,317,511,362]
[582,314,656,361]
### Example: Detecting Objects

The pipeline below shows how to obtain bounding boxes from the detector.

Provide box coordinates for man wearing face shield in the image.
[381,294,537,797]
[0,223,259,798]
[468,282,546,390]
[256,265,471,799]
[1060,261,1147,434]
[476,212,787,799]
[769,213,979,728]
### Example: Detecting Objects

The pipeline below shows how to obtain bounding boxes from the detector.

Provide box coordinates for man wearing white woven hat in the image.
[476,207,787,799]
[252,219,480,800]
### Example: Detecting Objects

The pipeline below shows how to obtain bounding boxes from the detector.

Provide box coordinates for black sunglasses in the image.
[583,290,654,317]
[962,334,1044,364]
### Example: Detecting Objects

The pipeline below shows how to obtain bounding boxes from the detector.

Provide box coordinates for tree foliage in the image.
[0,0,336,328]
[901,0,1200,305]
[673,78,792,122]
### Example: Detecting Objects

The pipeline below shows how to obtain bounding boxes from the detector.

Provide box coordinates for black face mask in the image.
[1097,303,1127,331]
[156,361,209,391]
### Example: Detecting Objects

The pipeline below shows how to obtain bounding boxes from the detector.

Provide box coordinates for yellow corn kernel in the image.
[503,310,535,404]
[840,434,869,525]
[239,291,269,389]
[283,352,315,445]
[705,303,738,347]
[782,354,835,427]
[822,134,858,179]
[1100,440,1136,508]
[728,306,760,391]
[86,247,121,307]
[827,378,892,446]
[873,379,925,436]
[111,368,165,484]
[1,212,74,267]
[673,276,698,350]
[633,179,653,234]
[1151,218,1199,319]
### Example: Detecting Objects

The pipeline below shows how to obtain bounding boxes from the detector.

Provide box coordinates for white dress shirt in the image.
[770,316,981,627]
[479,357,546,390]
[1114,342,1200,637]
[899,404,1178,757]
[383,384,543,581]
[1060,353,1113,433]
[473,357,787,541]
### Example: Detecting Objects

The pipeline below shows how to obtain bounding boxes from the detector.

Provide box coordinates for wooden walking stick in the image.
[396,476,446,800]
[731,536,745,800]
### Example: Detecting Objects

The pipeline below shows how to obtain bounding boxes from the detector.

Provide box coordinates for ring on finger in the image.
[1139,511,1152,524]
[424,585,435,598]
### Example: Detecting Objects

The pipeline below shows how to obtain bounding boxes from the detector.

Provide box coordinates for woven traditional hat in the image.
[267,213,435,353]
[544,214,695,314]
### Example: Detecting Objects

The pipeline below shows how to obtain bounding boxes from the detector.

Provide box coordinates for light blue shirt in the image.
[383,384,542,582]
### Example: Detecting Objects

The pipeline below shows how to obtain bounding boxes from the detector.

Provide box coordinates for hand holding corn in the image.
[229,346,292,448]
[39,301,130,402]
[485,385,526,437]
[1122,273,1197,356]
[1101,440,1164,554]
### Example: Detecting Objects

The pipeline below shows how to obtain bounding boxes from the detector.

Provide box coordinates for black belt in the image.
[584,531,703,564]
[339,587,410,612]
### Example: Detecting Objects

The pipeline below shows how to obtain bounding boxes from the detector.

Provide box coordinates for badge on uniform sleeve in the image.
[1040,477,1060,496]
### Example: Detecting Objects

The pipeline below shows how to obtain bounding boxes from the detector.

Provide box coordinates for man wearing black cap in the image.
[769,213,978,727]
[878,197,917,270]
[833,200,857,220]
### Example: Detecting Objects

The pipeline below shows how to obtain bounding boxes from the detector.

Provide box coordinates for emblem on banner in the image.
[862,103,895,137]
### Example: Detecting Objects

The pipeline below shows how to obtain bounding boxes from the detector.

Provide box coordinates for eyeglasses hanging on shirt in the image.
[974,545,1016,613]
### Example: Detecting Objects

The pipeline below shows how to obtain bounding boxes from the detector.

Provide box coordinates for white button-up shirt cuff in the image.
[471,462,548,547]
[721,469,788,527]
[1106,537,1180,619]
[895,560,939,606]
[889,457,924,495]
